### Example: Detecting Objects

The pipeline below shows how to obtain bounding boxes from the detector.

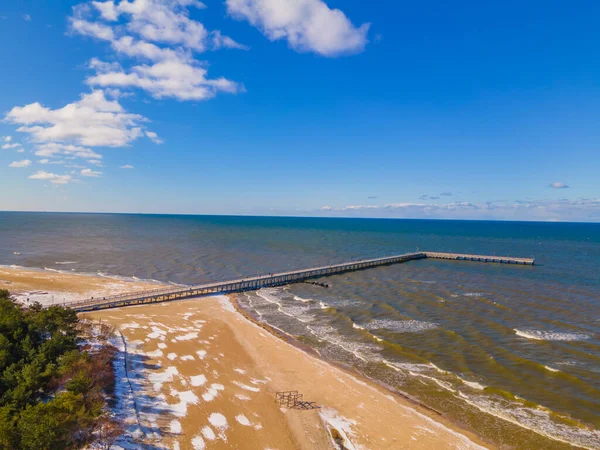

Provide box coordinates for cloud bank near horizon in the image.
[318,198,600,222]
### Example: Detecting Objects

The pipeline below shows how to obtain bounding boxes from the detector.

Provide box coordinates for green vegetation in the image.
[0,290,122,450]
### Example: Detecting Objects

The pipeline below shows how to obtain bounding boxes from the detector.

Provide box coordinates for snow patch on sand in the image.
[202,384,225,402]
[190,374,207,387]
[170,420,182,434]
[201,426,216,440]
[233,381,260,392]
[148,366,179,391]
[235,414,251,426]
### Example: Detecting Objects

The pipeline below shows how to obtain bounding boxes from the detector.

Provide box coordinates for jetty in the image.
[68,251,533,312]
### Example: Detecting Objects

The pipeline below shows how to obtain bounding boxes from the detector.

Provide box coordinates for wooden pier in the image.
[67,251,533,312]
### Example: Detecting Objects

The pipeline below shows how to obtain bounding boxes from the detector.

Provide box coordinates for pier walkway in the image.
[68,251,533,312]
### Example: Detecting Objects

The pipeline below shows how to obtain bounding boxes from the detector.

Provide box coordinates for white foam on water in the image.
[464,293,486,297]
[201,426,216,440]
[456,391,600,449]
[196,350,207,359]
[514,329,591,341]
[235,414,251,426]
[456,376,486,390]
[54,261,79,265]
[234,368,246,374]
[544,365,560,372]
[256,288,315,323]
[307,324,380,363]
[293,294,313,303]
[190,374,207,387]
[365,319,438,333]
[157,342,167,349]
[167,353,178,360]
[181,355,195,361]
[352,322,365,330]
[383,360,431,374]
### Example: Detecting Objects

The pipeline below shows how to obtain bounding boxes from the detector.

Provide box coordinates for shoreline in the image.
[1,264,491,449]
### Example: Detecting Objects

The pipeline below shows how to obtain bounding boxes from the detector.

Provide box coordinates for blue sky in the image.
[1,0,599,221]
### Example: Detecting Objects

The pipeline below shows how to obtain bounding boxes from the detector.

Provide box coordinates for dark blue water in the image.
[1,212,599,448]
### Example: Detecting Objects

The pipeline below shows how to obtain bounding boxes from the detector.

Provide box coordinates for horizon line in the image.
[1,209,599,225]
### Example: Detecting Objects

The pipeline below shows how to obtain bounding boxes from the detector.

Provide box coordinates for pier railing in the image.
[67,251,533,312]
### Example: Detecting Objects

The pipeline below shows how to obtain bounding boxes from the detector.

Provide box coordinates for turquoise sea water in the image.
[1,212,599,448]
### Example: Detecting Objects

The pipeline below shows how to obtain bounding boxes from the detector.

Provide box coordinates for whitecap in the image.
[514,329,590,341]
[364,319,439,333]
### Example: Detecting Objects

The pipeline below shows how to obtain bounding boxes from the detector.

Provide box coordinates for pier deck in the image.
[68,251,533,312]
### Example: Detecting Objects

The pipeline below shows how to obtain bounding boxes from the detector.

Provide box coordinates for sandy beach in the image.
[3,266,490,449]
[0,265,160,306]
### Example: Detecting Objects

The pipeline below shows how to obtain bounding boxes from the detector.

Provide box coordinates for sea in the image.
[1,212,598,449]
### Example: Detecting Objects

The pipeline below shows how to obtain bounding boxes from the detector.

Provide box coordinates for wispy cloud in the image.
[145,130,163,144]
[318,198,600,222]
[1,143,21,150]
[120,164,134,169]
[226,0,370,56]
[549,182,569,189]
[80,168,102,177]
[8,160,31,168]
[23,14,31,21]
[29,171,72,185]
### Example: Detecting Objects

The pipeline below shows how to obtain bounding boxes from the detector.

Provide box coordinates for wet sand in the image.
[4,266,490,449]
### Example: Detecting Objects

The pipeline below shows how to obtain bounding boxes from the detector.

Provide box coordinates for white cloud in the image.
[226,0,369,56]
[70,17,115,40]
[81,168,102,177]
[34,143,102,159]
[2,143,22,150]
[70,1,245,101]
[9,160,32,168]
[145,130,163,144]
[87,57,243,100]
[88,159,104,166]
[23,14,31,21]
[550,182,569,189]
[39,159,65,165]
[29,171,72,184]
[6,90,148,148]
[211,30,249,50]
[2,136,11,142]
[120,164,134,169]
